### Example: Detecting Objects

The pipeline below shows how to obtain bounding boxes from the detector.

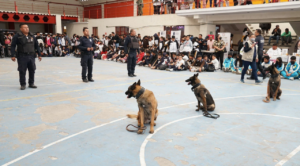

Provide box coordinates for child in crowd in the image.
[101,47,111,60]
[149,51,158,68]
[151,53,163,69]
[55,44,62,57]
[106,47,116,61]
[275,57,285,73]
[166,54,186,71]
[138,51,152,66]
[94,47,100,58]
[118,54,128,63]
[110,48,120,61]
[190,56,204,72]
[258,56,273,77]
[74,48,81,58]
[186,54,195,70]
[62,46,69,57]
[281,56,299,80]
[137,48,145,64]
[231,54,243,74]
[222,53,233,72]
[206,54,219,71]
[43,44,52,57]
[116,50,125,62]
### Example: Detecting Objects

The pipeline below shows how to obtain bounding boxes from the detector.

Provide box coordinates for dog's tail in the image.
[127,114,138,119]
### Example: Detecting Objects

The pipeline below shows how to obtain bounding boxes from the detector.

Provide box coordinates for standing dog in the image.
[263,64,282,103]
[186,73,216,113]
[125,80,158,134]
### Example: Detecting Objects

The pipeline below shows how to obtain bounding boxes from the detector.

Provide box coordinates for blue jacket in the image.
[275,63,285,72]
[285,62,299,73]
[223,57,233,68]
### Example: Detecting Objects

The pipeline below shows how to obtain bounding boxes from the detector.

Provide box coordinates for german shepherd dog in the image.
[186,73,215,112]
[263,64,282,103]
[125,80,158,134]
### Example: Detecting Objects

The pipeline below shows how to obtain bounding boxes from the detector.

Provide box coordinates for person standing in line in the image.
[213,35,225,69]
[248,29,266,80]
[10,23,42,90]
[124,29,140,77]
[240,35,262,84]
[78,27,96,83]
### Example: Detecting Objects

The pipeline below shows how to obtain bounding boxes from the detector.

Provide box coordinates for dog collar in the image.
[135,87,145,99]
[191,83,201,91]
[271,74,279,78]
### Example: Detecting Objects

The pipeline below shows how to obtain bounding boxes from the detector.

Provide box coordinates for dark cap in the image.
[172,36,175,39]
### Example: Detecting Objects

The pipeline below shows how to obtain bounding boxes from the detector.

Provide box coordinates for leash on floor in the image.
[203,111,220,119]
[126,124,147,134]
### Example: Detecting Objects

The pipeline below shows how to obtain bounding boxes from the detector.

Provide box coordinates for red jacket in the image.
[137,52,145,63]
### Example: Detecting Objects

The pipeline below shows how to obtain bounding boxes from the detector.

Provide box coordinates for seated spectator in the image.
[281,28,292,46]
[258,56,273,77]
[190,56,204,72]
[166,54,186,71]
[111,48,120,61]
[149,51,158,68]
[151,53,164,69]
[268,25,281,45]
[43,44,52,57]
[266,44,281,61]
[116,50,125,62]
[105,47,116,61]
[186,54,195,70]
[275,57,285,73]
[62,46,69,57]
[206,54,219,71]
[74,48,81,58]
[100,47,109,60]
[222,53,233,72]
[281,56,299,80]
[118,53,128,63]
[138,51,152,66]
[55,44,62,57]
[94,47,100,58]
[231,54,243,74]
[137,48,145,64]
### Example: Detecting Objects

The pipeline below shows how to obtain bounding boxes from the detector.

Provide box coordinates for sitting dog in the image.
[125,80,158,134]
[263,64,282,103]
[186,73,216,112]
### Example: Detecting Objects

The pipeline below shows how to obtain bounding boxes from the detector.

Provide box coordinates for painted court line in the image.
[2,94,300,166]
[139,112,300,166]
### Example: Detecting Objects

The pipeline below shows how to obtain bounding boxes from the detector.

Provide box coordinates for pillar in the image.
[134,0,137,17]
[199,23,216,37]
[55,14,62,34]
[102,4,104,18]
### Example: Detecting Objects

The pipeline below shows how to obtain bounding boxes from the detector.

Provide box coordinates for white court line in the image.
[2,94,300,166]
[275,145,300,166]
[0,83,63,87]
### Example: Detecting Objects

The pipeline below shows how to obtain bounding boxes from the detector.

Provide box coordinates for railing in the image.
[83,0,292,19]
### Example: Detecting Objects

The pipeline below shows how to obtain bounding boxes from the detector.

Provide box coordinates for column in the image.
[199,23,216,37]
[101,4,104,18]
[134,0,137,17]
[55,14,62,34]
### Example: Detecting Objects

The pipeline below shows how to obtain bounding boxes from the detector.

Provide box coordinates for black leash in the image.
[126,124,147,134]
[202,111,220,119]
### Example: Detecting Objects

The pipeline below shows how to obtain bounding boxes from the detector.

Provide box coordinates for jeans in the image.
[115,43,119,48]
[282,36,291,44]
[281,71,298,79]
[127,51,137,75]
[268,36,280,45]
[81,54,93,80]
[241,60,258,81]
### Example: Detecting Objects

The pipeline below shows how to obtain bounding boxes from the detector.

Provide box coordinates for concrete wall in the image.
[87,14,200,37]
[64,22,88,37]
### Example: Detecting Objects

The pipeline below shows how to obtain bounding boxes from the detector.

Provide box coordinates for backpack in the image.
[206,64,215,72]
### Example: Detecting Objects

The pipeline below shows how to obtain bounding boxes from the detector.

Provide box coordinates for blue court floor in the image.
[0,57,300,166]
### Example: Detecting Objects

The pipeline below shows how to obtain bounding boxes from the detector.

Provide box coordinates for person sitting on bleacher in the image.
[281,28,292,46]
[281,56,299,80]
[266,44,281,61]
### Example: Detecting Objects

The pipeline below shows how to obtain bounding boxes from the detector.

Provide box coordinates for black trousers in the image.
[81,54,93,80]
[127,51,137,75]
[4,45,9,57]
[17,55,36,86]
[215,51,224,69]
[251,50,265,78]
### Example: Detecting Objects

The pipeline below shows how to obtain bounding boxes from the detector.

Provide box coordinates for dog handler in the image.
[240,35,262,84]
[124,29,140,77]
[11,23,42,90]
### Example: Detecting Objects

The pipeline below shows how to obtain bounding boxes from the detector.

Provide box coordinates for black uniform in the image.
[250,35,265,79]
[78,36,96,80]
[11,32,41,86]
[0,31,4,58]
[124,35,140,76]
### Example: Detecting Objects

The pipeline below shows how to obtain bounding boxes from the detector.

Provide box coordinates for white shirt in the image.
[149,40,154,47]
[261,61,274,68]
[211,59,219,69]
[176,59,185,67]
[61,38,66,46]
[267,48,282,60]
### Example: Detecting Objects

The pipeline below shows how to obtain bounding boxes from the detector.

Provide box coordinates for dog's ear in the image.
[137,79,141,86]
[131,82,136,90]
[195,73,199,77]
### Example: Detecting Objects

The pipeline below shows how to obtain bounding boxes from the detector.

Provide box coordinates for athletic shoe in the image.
[289,77,294,81]
[240,79,245,83]
[255,80,263,84]
[169,69,173,72]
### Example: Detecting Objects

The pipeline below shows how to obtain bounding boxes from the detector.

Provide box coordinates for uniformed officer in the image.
[248,29,266,80]
[11,23,42,90]
[124,29,140,77]
[78,27,96,83]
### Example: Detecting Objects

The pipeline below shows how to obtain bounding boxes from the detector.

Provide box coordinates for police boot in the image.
[88,78,94,82]
[20,85,26,90]
[29,85,37,88]
[83,79,89,83]
[132,74,137,77]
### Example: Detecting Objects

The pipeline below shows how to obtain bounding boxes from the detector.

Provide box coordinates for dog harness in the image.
[191,83,201,91]
[135,87,145,99]
[270,73,279,79]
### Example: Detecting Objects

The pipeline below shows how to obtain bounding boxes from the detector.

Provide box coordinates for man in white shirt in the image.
[181,36,193,56]
[266,44,281,60]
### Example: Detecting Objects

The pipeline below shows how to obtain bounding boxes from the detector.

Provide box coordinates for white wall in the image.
[87,14,200,37]
[65,22,88,37]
